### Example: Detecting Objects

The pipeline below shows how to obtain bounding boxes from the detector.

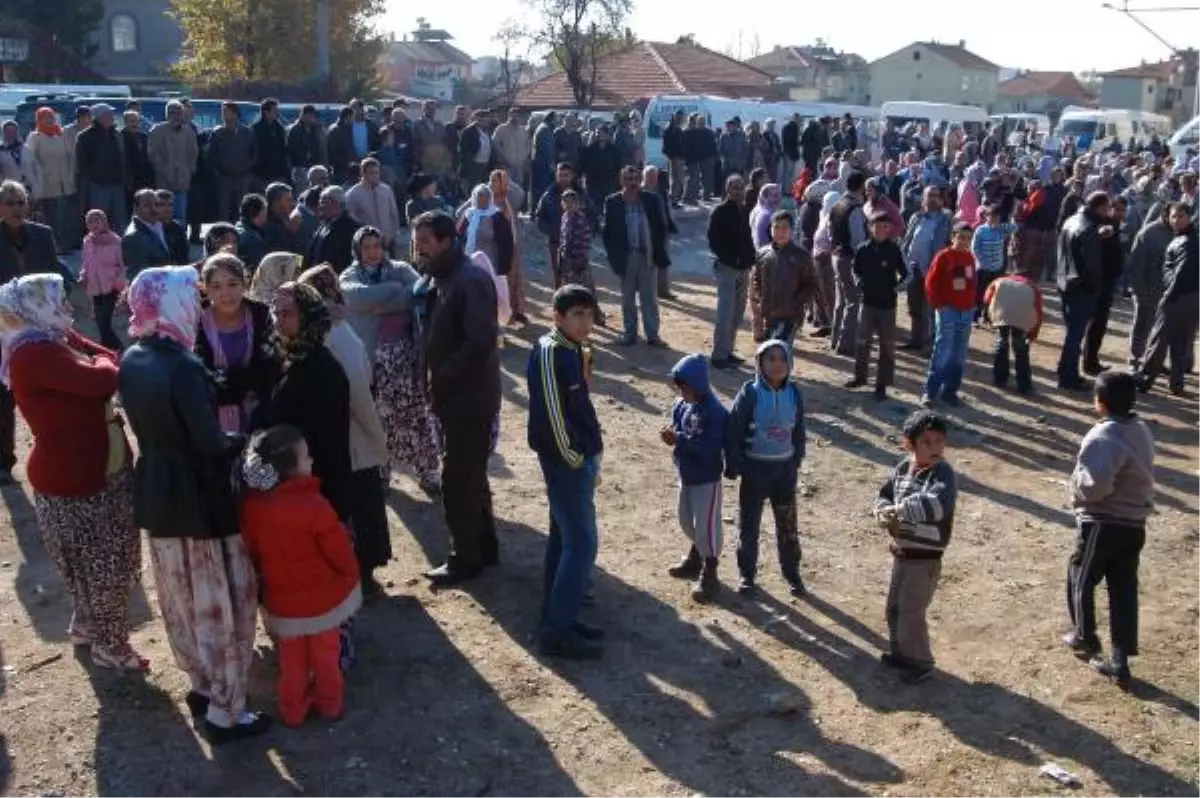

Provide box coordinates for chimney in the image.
[958,39,966,49]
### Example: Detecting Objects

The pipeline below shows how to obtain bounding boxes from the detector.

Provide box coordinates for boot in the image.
[691,557,720,603]
[668,546,701,579]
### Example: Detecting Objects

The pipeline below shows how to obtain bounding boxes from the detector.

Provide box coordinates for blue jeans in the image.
[172,190,189,224]
[539,454,599,638]
[923,307,974,400]
[1057,288,1097,386]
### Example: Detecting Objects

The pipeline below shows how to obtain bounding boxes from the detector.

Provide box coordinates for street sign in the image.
[0,38,29,63]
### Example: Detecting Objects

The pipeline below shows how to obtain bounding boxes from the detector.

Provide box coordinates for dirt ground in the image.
[0,214,1197,797]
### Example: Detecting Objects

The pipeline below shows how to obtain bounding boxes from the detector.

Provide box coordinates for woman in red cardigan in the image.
[0,273,147,671]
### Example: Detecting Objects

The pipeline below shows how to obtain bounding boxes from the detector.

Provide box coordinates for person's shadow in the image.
[388,491,905,795]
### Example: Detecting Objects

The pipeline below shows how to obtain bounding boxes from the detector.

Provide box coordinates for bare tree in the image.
[492,22,533,106]
[524,0,632,108]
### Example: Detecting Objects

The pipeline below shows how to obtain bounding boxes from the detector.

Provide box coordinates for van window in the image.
[1060,119,1098,138]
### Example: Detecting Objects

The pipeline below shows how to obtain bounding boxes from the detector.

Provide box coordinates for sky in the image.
[382,0,1199,74]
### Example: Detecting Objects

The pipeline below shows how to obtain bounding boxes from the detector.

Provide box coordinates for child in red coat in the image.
[240,425,361,727]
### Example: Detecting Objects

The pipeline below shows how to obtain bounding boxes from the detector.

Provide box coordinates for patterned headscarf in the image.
[297,263,343,304]
[0,274,72,386]
[127,265,201,349]
[248,251,301,302]
[274,282,330,368]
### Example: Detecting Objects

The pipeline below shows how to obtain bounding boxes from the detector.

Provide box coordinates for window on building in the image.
[916,72,923,80]
[913,50,921,61]
[1147,83,1155,94]
[111,14,138,53]
[962,76,971,91]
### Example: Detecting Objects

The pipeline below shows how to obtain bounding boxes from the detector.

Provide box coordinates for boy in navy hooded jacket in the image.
[660,353,728,602]
[725,339,807,596]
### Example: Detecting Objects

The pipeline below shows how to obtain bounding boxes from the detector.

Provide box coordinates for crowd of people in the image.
[0,92,1193,744]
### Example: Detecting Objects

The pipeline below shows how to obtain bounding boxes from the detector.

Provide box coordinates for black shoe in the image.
[616,334,638,346]
[0,468,15,487]
[899,666,934,685]
[1082,363,1109,377]
[842,378,867,389]
[710,357,738,370]
[809,327,832,339]
[1090,656,1132,690]
[736,577,756,595]
[786,575,807,597]
[728,354,746,365]
[185,690,210,718]
[1062,631,1101,660]
[879,652,904,668]
[539,633,603,660]
[572,621,605,641]
[1058,380,1090,392]
[1134,373,1153,393]
[872,387,887,401]
[205,711,273,744]
[659,291,679,301]
[667,547,702,580]
[647,338,669,349]
[423,563,482,586]
[361,574,386,600]
[510,312,530,325]
[942,394,961,408]
[691,557,720,603]
[482,548,499,567]
[580,588,596,607]
[899,341,922,351]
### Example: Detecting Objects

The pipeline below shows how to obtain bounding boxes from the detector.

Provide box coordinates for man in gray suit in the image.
[122,188,172,281]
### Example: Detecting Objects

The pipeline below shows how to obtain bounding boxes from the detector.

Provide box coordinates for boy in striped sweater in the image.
[874,411,957,684]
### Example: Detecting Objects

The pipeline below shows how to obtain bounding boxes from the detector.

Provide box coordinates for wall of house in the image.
[992,93,1077,115]
[1100,76,1157,112]
[869,45,997,107]
[88,0,181,83]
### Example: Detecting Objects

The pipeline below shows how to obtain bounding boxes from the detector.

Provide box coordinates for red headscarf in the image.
[35,108,62,137]
[791,168,814,202]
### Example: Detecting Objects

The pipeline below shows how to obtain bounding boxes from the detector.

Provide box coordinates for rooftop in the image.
[513,40,781,109]
[384,39,473,66]
[1100,60,1175,80]
[874,41,998,71]
[998,71,1092,103]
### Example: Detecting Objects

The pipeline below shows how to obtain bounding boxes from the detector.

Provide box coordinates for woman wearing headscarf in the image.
[194,254,278,434]
[956,162,985,228]
[489,169,528,325]
[0,121,42,202]
[25,108,76,251]
[749,183,782,249]
[0,273,144,671]
[457,184,514,291]
[247,251,302,303]
[864,177,904,238]
[118,265,268,742]
[297,264,391,596]
[339,226,441,496]
[810,190,841,338]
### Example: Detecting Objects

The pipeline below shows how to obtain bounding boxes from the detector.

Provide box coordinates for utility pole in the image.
[1102,1,1200,119]
[316,0,331,84]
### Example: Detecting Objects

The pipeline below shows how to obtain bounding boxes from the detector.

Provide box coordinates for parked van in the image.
[0,83,130,116]
[1055,107,1172,153]
[1168,115,1199,161]
[989,113,1051,147]
[881,101,988,136]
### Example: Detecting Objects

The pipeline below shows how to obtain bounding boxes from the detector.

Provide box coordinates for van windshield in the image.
[1060,119,1098,138]
[645,103,703,139]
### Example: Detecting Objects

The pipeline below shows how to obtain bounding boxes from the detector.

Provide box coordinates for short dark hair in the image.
[339,106,354,123]
[1085,191,1110,212]
[845,172,867,193]
[413,210,457,241]
[301,104,318,116]
[556,161,575,173]
[201,252,247,285]
[1094,371,1137,417]
[154,189,173,202]
[1168,200,1191,217]
[239,193,267,219]
[552,284,598,314]
[902,410,949,443]
[260,98,279,112]
[221,100,240,116]
[265,182,292,206]
[249,424,307,481]
[561,189,579,202]
[770,210,794,227]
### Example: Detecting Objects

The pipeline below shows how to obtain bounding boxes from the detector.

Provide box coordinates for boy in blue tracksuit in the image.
[725,339,807,596]
[527,285,605,660]
[660,353,728,603]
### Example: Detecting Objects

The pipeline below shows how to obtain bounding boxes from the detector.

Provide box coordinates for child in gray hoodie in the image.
[1064,371,1155,690]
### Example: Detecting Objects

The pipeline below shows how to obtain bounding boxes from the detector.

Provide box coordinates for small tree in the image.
[524,0,632,108]
[491,23,534,107]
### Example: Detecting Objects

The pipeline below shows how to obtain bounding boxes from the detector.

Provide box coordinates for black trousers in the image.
[1066,519,1145,659]
[0,384,13,470]
[349,467,391,572]
[92,291,123,351]
[441,414,498,571]
[1082,285,1116,369]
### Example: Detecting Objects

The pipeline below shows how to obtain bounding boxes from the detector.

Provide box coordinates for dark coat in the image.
[0,221,60,282]
[121,217,172,280]
[163,219,190,264]
[194,297,278,432]
[235,218,268,269]
[662,122,684,160]
[781,119,800,161]
[251,117,290,183]
[417,248,501,420]
[266,346,353,522]
[707,198,756,269]
[601,190,669,276]
[286,121,325,170]
[1057,208,1107,296]
[305,211,362,272]
[118,336,241,540]
[580,141,621,199]
[263,212,311,256]
[75,122,125,186]
[327,122,357,184]
[122,129,154,192]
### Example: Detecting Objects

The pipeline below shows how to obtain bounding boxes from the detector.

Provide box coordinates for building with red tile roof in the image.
[993,71,1094,116]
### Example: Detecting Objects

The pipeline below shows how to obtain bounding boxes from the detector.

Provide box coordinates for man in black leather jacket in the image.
[1056,191,1111,390]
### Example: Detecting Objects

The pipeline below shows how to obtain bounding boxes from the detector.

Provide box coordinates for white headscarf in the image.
[464,183,500,255]
[0,273,72,386]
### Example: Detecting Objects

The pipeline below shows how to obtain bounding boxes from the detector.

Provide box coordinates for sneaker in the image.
[539,633,603,660]
[1062,631,1101,660]
[899,666,934,685]
[736,577,756,596]
[786,575,807,597]
[205,711,273,745]
[1090,656,1132,690]
[919,394,935,408]
[842,378,867,389]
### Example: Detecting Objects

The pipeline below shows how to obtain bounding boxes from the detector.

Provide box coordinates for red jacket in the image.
[240,476,360,635]
[925,247,978,312]
[8,331,128,497]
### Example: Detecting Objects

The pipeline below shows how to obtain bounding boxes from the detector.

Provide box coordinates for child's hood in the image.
[671,353,711,396]
[753,339,793,387]
[87,229,121,245]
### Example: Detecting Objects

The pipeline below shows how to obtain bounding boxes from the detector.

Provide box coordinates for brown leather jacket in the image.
[751,240,818,323]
